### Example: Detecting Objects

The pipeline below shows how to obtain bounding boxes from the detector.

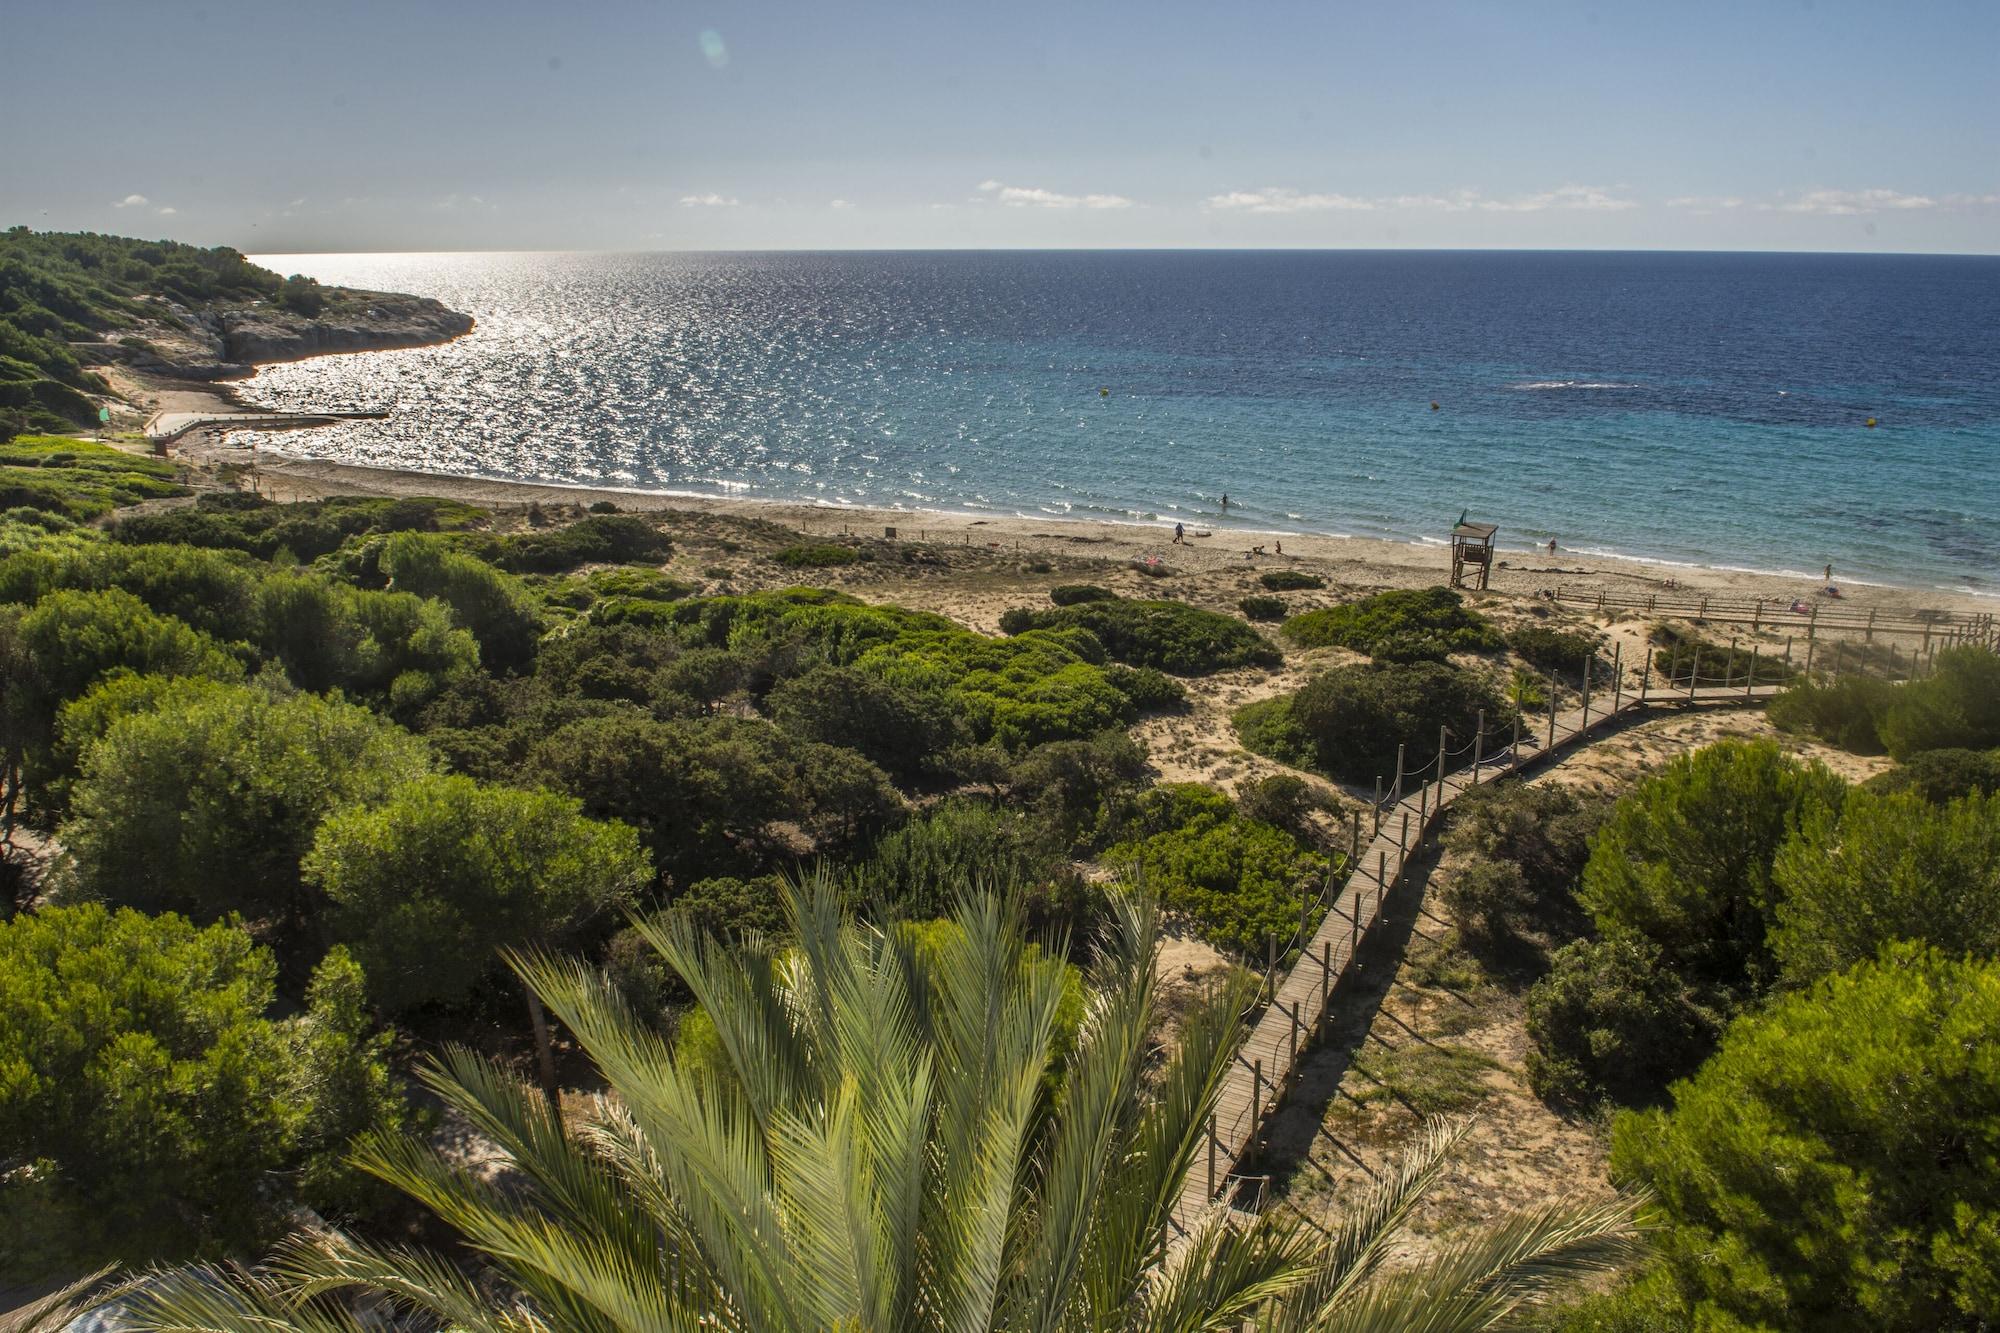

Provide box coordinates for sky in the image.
[6,0,1998,254]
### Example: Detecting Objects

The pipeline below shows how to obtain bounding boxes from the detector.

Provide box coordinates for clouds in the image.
[679,193,740,207]
[829,198,853,210]
[1774,187,1935,215]
[114,193,177,216]
[1203,184,1636,214]
[975,180,1134,210]
[1662,188,1999,216]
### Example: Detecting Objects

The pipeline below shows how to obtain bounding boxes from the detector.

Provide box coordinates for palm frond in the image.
[0,1266,124,1333]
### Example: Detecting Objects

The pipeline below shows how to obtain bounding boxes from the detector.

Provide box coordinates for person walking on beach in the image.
[1220,493,1229,511]
[1547,537,1558,556]
[1173,521,1185,545]
[1823,563,1833,583]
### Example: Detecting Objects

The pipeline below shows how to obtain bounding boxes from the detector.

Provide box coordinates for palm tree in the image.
[126,883,1638,1332]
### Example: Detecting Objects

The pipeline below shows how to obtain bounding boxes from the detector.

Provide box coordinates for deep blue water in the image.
[244,250,2000,594]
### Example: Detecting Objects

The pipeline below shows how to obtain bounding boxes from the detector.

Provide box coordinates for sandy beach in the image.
[107,363,1993,622]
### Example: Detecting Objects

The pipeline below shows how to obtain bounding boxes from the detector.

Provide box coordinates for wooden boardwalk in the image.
[1172,678,1783,1234]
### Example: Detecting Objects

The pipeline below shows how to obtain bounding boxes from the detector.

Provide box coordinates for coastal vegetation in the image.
[4,417,1998,1324]
[998,593,1281,674]
[1282,585,1504,657]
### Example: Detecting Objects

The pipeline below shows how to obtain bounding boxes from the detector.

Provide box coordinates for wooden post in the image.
[1393,744,1405,801]
[1349,811,1361,870]
[1377,851,1386,894]
[1373,778,1383,834]
[1438,724,1447,780]
[1351,895,1358,951]
[1473,709,1486,783]
[1809,602,1820,641]
[1785,635,1793,666]
[1301,876,1312,938]
[1510,711,1521,759]
[1752,599,1762,630]
[1866,608,1876,642]
[1399,810,1409,856]
[1265,935,1276,1002]
[1725,636,1738,690]
[1418,779,1428,825]
[1747,644,1759,696]
[1547,673,1557,749]
[1253,1059,1264,1112]
[1805,636,1816,676]
[1289,1001,1300,1064]
[1581,653,1592,723]
[1689,649,1698,699]
[1321,941,1332,1005]
[1640,646,1652,702]
[1610,643,1623,711]
[1208,1118,1217,1196]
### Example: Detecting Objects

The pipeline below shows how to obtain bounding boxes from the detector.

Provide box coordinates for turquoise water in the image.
[243,250,2000,595]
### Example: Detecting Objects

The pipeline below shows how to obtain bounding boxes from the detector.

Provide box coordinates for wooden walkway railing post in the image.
[1610,643,1623,711]
[1639,647,1652,702]
[1472,709,1486,783]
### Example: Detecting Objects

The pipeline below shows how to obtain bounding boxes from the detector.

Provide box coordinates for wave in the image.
[1509,380,1644,391]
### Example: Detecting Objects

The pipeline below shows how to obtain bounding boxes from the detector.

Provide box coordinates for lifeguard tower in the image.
[1450,520,1497,590]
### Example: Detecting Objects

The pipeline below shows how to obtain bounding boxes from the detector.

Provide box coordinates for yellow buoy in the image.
[1430,401,1440,411]
[1865,417,1877,428]
[1100,387,1110,397]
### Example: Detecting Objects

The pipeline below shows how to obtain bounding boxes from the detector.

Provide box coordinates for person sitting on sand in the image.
[1250,544,1267,556]
[1790,599,1811,614]
[1824,584,1843,599]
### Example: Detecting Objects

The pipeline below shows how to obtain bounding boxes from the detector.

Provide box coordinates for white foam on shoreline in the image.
[242,437,1991,600]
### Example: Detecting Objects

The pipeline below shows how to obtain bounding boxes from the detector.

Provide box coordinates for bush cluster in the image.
[1236,661,1514,786]
[1238,595,1286,622]
[1049,583,1115,605]
[1770,645,2000,759]
[1506,622,1603,674]
[999,596,1281,675]
[1282,586,1503,656]
[772,542,863,568]
[0,436,186,519]
[1439,782,1605,968]
[1258,570,1324,592]
[1103,783,1331,957]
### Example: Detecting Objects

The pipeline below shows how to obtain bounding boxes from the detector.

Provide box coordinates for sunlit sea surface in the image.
[242,250,2000,595]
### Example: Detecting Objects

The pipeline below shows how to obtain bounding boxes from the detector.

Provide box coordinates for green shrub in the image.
[380,531,543,673]
[668,874,789,941]
[1864,747,2000,802]
[772,543,862,568]
[1230,694,1317,771]
[57,681,434,940]
[113,492,484,561]
[1612,945,2000,1331]
[768,663,966,782]
[1767,675,1895,753]
[1238,595,1286,622]
[1440,782,1605,966]
[0,905,401,1277]
[0,436,185,519]
[1050,583,1115,605]
[671,588,1139,750]
[496,514,672,573]
[1770,789,2000,985]
[306,773,649,1014]
[1258,570,1323,592]
[1524,936,1723,1109]
[1251,661,1513,786]
[1236,773,1330,845]
[1104,663,1187,714]
[999,598,1280,675]
[1879,645,2000,759]
[1103,783,1330,957]
[850,799,1093,936]
[1283,587,1503,655]
[1007,731,1150,851]
[1366,629,1455,664]
[1507,623,1603,674]
[1645,623,1793,686]
[1579,738,1847,991]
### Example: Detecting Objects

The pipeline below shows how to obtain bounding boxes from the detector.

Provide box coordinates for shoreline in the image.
[161,427,1992,618]
[106,361,1989,618]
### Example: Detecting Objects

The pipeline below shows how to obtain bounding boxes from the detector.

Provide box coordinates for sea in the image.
[240,250,2000,597]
